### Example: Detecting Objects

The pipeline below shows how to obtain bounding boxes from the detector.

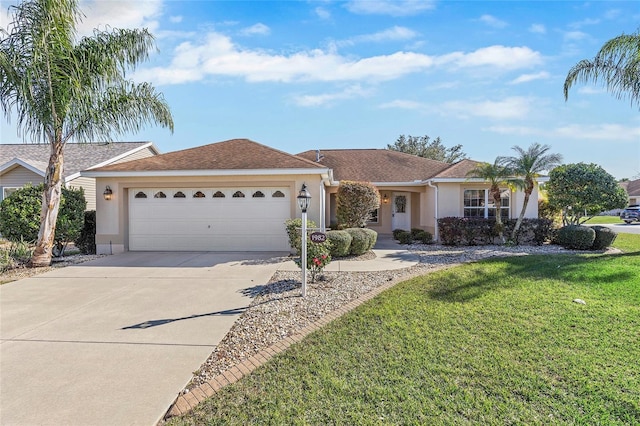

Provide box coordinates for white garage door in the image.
[129,188,291,251]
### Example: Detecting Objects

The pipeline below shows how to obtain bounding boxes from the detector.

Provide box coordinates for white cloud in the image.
[135,30,543,85]
[486,123,640,142]
[442,97,533,120]
[240,23,270,36]
[564,31,588,42]
[529,24,546,34]
[77,0,162,35]
[293,85,371,107]
[379,100,424,109]
[438,45,542,70]
[569,18,600,29]
[169,15,182,23]
[337,26,419,47]
[478,14,508,29]
[578,86,607,95]
[509,71,551,84]
[346,0,435,17]
[315,7,331,20]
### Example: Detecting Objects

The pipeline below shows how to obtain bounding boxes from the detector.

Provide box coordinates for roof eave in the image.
[82,167,331,178]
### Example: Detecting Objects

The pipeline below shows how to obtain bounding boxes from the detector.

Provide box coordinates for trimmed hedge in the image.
[360,228,378,251]
[326,230,352,257]
[284,218,317,255]
[590,225,617,250]
[396,230,413,245]
[75,210,96,254]
[555,225,596,250]
[438,217,555,246]
[345,228,370,255]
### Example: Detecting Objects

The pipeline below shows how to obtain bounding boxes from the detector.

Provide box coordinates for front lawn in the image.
[584,215,624,224]
[168,239,640,425]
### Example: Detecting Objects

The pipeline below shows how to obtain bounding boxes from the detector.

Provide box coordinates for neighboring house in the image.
[620,179,640,206]
[0,142,159,210]
[83,139,542,255]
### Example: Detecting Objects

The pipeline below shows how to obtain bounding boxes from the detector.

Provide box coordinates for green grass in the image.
[168,249,640,425]
[585,215,624,224]
[612,233,640,253]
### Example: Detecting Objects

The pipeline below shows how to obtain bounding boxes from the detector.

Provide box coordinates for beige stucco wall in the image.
[95,173,325,254]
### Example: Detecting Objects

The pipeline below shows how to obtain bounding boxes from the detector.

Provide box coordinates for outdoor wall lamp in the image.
[297,183,311,297]
[382,193,389,204]
[103,186,113,201]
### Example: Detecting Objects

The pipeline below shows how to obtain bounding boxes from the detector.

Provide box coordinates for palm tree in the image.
[0,0,173,267]
[564,28,640,109]
[500,143,562,242]
[466,160,513,244]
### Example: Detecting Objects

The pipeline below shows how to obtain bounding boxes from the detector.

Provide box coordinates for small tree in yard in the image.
[0,184,86,256]
[336,181,380,228]
[546,163,628,225]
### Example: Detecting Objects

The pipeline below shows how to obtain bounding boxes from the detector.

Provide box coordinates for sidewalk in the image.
[278,234,418,272]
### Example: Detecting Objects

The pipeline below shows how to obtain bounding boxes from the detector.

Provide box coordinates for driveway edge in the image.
[162,268,425,422]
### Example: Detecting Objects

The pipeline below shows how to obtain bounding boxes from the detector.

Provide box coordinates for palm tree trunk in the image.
[510,185,533,242]
[29,142,64,268]
[493,194,505,244]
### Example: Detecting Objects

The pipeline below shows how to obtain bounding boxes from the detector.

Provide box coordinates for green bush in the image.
[397,230,413,245]
[326,230,352,257]
[75,210,97,254]
[345,228,370,255]
[0,184,86,256]
[591,225,617,250]
[284,218,317,255]
[410,228,433,244]
[392,229,406,240]
[555,225,596,250]
[336,181,380,228]
[360,228,378,250]
[294,239,331,283]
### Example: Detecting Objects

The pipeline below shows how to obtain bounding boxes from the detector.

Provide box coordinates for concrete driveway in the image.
[0,251,286,426]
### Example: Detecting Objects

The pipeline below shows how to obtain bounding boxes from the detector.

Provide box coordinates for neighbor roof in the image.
[93,139,326,172]
[432,159,482,179]
[0,142,157,179]
[624,179,640,197]
[297,149,452,183]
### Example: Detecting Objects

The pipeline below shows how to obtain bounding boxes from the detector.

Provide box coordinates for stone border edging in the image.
[163,268,427,421]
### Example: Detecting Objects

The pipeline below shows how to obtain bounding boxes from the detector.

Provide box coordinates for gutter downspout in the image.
[427,180,439,242]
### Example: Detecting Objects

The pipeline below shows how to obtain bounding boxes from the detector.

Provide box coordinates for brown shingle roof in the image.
[95,139,325,172]
[624,179,640,196]
[0,142,155,178]
[297,149,451,182]
[433,159,483,179]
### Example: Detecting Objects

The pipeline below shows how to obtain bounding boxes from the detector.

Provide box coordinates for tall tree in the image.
[564,28,640,109]
[466,159,513,244]
[0,0,173,267]
[500,143,562,242]
[387,135,467,163]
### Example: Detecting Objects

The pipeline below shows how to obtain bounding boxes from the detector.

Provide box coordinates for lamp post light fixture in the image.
[103,186,113,201]
[296,183,311,297]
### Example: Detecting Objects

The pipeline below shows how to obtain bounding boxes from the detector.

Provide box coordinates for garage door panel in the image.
[129,187,291,251]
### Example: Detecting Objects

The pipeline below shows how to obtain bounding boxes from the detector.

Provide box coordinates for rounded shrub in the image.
[392,229,405,240]
[591,225,617,250]
[555,225,596,250]
[326,230,352,257]
[345,228,370,255]
[396,230,413,245]
[360,228,378,250]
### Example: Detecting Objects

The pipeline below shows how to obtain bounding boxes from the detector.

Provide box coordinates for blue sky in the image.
[1,0,639,179]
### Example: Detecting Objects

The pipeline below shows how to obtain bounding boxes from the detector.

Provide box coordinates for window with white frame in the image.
[2,187,19,201]
[464,189,510,219]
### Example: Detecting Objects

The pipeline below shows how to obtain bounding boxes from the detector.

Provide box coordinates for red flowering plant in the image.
[294,238,332,282]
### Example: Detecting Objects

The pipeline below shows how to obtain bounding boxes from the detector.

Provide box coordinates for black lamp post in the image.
[297,183,311,297]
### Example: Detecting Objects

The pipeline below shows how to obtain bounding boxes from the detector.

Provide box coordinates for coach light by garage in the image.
[297,183,311,297]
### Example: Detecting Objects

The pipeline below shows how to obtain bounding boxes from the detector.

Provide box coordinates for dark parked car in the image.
[620,205,640,224]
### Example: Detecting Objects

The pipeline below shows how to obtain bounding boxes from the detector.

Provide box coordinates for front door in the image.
[391,192,411,231]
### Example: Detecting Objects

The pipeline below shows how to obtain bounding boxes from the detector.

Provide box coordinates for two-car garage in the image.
[128,187,292,251]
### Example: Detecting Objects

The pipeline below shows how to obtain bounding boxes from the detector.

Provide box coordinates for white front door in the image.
[391,192,411,231]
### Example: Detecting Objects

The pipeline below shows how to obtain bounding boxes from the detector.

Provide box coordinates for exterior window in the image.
[213,191,225,198]
[134,191,147,199]
[464,189,509,219]
[173,191,186,198]
[272,190,285,198]
[252,191,265,198]
[368,208,379,224]
[232,191,245,198]
[154,191,166,198]
[2,187,19,201]
[193,191,205,198]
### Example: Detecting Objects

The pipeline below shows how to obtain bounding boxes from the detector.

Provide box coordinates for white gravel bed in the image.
[185,243,586,391]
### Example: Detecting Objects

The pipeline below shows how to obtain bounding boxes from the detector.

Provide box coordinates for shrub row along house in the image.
[68,138,541,255]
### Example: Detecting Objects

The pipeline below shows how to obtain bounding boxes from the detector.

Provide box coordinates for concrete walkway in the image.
[0,252,286,426]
